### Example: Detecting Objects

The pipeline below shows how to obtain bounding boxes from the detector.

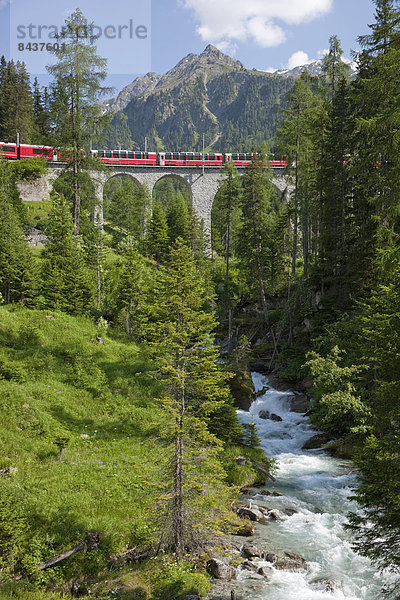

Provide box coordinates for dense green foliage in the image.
[1,3,400,597]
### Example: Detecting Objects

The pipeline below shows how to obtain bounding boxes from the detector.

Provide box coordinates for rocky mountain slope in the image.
[104,45,295,152]
[103,46,356,152]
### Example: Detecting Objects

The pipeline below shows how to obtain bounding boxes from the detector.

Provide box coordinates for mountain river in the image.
[228,372,389,600]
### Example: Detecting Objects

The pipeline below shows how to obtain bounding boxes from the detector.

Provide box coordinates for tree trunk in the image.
[292,107,300,276]
[173,361,185,555]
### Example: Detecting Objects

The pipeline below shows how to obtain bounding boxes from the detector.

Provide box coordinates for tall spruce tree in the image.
[148,239,239,554]
[237,151,279,322]
[0,59,37,143]
[145,199,169,264]
[0,163,35,304]
[40,192,94,314]
[47,9,111,235]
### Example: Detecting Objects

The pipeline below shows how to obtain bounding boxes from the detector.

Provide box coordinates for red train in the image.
[0,143,287,169]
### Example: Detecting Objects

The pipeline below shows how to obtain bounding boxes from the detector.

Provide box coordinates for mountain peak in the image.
[202,44,223,56]
[199,44,244,69]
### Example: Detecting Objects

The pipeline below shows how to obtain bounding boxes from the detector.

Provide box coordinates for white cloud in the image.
[317,48,329,58]
[287,50,310,69]
[215,40,238,55]
[181,0,333,48]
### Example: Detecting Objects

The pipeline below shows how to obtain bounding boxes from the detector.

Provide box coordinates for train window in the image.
[1,145,16,152]
[209,154,215,160]
[180,153,186,160]
[239,154,245,161]
[232,153,238,160]
[98,151,105,158]
[112,151,119,158]
[187,153,194,160]
[134,152,141,159]
[143,152,149,159]
[105,151,112,158]
[173,153,179,160]
[120,151,127,159]
[195,153,201,160]
[128,151,134,159]
[166,153,172,159]
[33,147,48,155]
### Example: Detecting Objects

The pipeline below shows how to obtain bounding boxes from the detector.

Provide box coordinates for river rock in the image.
[241,572,265,580]
[258,410,283,421]
[252,386,269,399]
[302,433,332,450]
[289,394,310,413]
[250,460,272,480]
[268,510,282,521]
[310,579,338,593]
[242,543,262,558]
[260,490,283,497]
[284,551,306,563]
[274,558,305,570]
[235,522,255,536]
[284,508,298,516]
[241,559,258,571]
[264,553,278,563]
[206,558,236,580]
[257,565,274,578]
[237,506,265,522]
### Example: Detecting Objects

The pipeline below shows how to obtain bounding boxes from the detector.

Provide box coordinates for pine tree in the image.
[0,59,37,143]
[322,35,351,99]
[145,199,169,263]
[166,191,191,246]
[277,72,321,279]
[47,9,111,235]
[33,77,50,142]
[116,239,148,337]
[148,239,239,554]
[236,151,277,322]
[0,164,35,304]
[351,0,400,276]
[40,192,94,314]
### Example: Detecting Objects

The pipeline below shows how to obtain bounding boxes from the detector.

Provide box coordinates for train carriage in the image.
[1,142,287,169]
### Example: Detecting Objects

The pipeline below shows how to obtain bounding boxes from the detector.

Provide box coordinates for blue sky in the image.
[0,0,376,95]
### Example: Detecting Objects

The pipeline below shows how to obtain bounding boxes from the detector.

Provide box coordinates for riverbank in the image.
[205,373,387,600]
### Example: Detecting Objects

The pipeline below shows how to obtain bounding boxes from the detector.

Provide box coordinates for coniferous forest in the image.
[0,2,399,599]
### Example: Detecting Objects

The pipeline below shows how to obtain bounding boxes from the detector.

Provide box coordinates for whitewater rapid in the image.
[235,373,387,600]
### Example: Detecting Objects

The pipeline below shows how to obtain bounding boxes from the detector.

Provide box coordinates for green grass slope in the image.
[0,306,168,593]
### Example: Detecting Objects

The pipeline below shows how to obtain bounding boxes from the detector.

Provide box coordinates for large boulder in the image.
[237,506,265,522]
[264,553,278,563]
[257,565,274,578]
[289,394,310,413]
[302,433,332,450]
[206,558,236,580]
[242,543,262,558]
[274,559,305,571]
[229,368,254,410]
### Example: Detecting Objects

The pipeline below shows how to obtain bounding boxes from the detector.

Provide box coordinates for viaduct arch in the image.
[42,164,292,234]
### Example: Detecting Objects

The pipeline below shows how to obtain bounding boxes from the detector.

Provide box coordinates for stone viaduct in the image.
[20,163,292,234]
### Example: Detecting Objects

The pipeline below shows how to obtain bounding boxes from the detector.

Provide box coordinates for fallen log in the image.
[107,545,153,568]
[37,532,99,571]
